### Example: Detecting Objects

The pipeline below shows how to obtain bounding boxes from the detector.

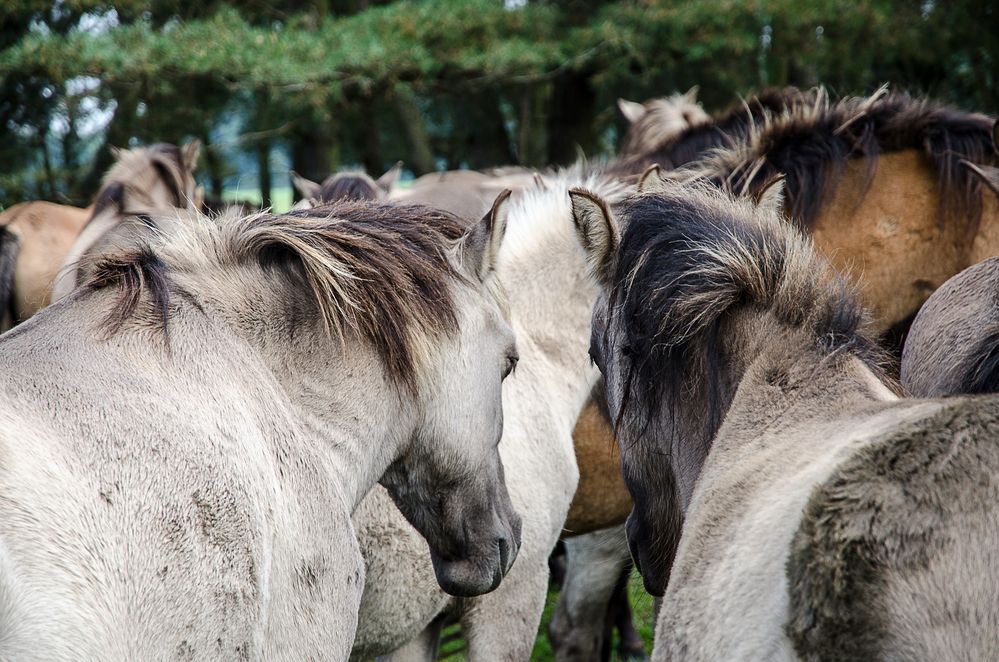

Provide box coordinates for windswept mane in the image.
[684,89,998,232]
[608,182,881,440]
[82,201,470,390]
[614,87,811,177]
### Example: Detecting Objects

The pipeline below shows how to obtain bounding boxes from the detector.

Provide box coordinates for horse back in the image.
[787,396,999,661]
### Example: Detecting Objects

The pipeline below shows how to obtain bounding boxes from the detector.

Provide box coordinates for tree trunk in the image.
[257,140,272,209]
[517,82,551,167]
[392,84,435,175]
[201,130,224,197]
[546,70,598,165]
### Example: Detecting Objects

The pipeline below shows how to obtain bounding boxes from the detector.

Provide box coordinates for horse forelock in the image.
[82,202,472,391]
[684,89,998,232]
[606,182,880,448]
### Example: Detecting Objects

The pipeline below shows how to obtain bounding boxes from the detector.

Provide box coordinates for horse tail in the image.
[0,226,21,332]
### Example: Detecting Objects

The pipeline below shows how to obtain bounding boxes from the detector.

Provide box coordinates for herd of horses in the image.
[1,83,998,661]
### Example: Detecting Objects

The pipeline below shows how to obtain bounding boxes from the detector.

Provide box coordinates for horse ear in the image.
[181,139,201,171]
[463,189,511,280]
[109,145,123,160]
[755,174,786,215]
[290,170,321,200]
[961,160,999,198]
[617,98,646,124]
[569,187,619,286]
[638,163,672,194]
[992,120,998,155]
[532,172,548,191]
[376,161,403,193]
[684,85,700,102]
[193,185,205,212]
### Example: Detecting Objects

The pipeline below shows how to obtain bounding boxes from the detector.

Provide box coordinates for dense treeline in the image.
[1,0,996,207]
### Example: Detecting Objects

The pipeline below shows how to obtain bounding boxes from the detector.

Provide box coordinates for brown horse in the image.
[683,88,999,338]
[0,201,92,329]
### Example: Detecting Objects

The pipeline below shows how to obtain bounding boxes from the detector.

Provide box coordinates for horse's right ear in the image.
[618,98,646,124]
[569,188,619,287]
[181,139,201,171]
[962,160,999,198]
[290,171,321,200]
[463,189,511,280]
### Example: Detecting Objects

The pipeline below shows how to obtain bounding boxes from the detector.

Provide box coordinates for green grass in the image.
[438,569,655,661]
[221,185,294,213]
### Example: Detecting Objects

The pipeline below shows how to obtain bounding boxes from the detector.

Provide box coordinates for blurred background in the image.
[1,0,996,209]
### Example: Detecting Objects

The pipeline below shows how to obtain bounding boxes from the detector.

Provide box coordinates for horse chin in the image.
[430,536,520,597]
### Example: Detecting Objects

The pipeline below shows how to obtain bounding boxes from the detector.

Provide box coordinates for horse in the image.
[50,141,202,303]
[389,167,539,219]
[901,256,999,397]
[613,86,812,176]
[0,198,520,659]
[290,163,402,206]
[0,201,92,330]
[682,88,999,339]
[350,169,629,660]
[574,175,999,660]
[617,86,710,159]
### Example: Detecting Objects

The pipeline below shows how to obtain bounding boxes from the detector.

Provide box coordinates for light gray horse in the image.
[575,173,999,660]
[0,200,520,659]
[351,169,630,660]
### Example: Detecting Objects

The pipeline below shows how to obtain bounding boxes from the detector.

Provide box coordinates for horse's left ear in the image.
[376,161,403,193]
[182,139,201,171]
[962,160,999,197]
[755,174,786,216]
[463,189,511,280]
[618,98,646,124]
[569,188,619,287]
[684,85,700,102]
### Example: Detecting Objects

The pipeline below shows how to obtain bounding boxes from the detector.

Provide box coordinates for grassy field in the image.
[437,569,656,661]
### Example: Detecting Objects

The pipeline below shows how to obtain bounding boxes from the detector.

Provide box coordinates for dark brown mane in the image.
[613,87,811,177]
[689,90,998,233]
[82,201,472,390]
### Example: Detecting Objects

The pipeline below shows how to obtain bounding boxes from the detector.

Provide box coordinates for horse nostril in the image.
[497,537,510,574]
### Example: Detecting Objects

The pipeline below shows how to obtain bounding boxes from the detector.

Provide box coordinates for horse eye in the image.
[503,355,519,378]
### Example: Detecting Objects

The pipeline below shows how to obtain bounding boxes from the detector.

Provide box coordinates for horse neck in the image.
[497,224,600,426]
[673,317,895,510]
[183,272,416,513]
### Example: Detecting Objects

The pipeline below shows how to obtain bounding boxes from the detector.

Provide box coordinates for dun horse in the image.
[50,141,201,302]
[290,163,401,206]
[0,200,519,658]
[683,88,999,338]
[350,170,628,659]
[575,176,999,660]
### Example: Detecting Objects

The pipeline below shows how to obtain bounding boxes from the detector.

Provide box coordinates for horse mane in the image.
[608,182,883,442]
[316,172,382,203]
[614,87,812,177]
[82,201,470,391]
[684,88,998,234]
